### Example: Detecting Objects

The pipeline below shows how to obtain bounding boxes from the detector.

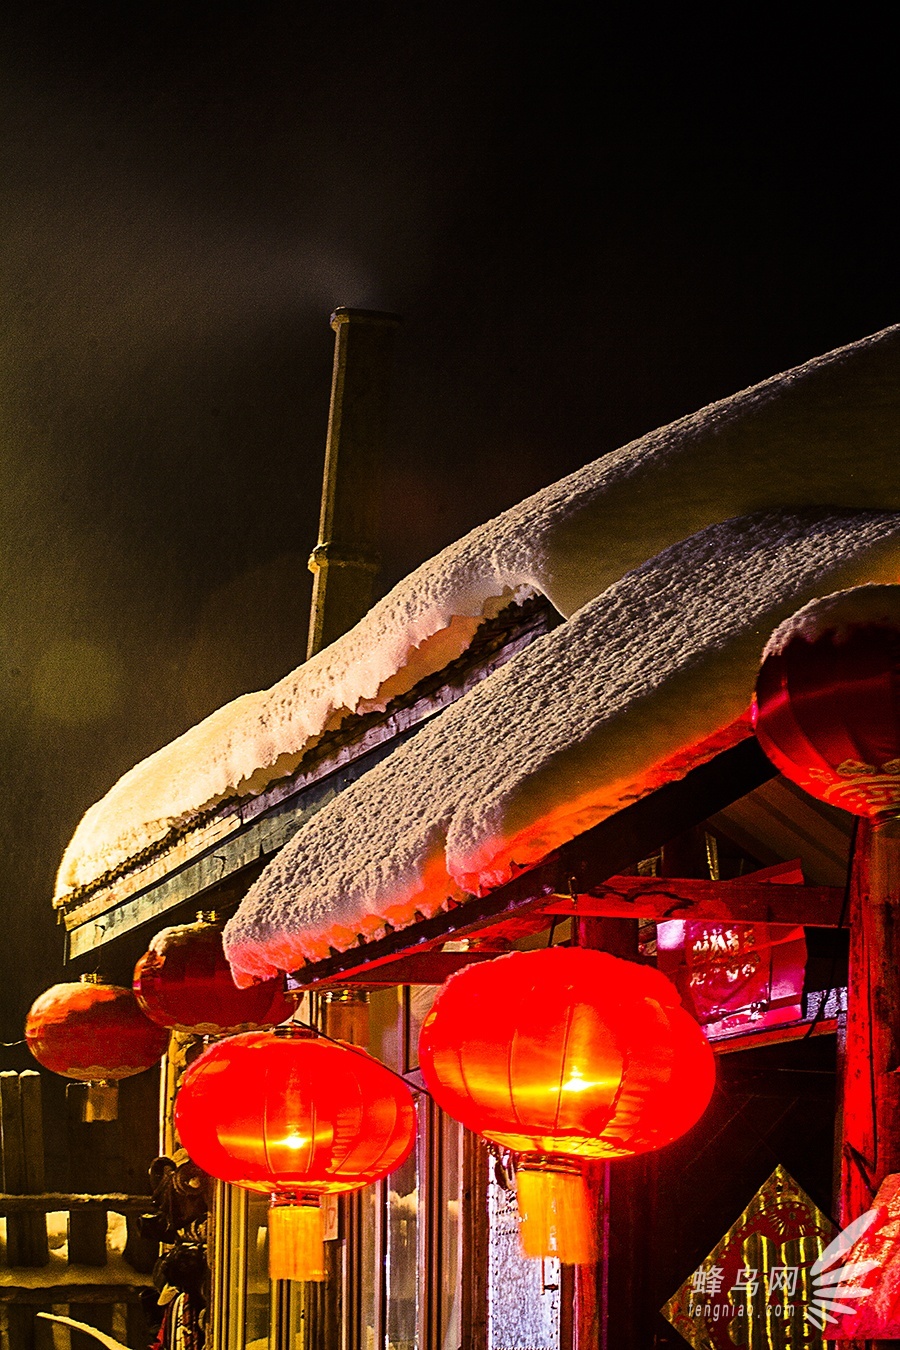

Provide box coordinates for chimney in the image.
[306,308,401,658]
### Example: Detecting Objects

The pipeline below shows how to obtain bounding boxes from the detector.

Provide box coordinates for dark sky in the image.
[1,3,897,1038]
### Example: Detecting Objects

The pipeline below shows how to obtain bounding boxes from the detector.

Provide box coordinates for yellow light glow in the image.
[281,1132,310,1150]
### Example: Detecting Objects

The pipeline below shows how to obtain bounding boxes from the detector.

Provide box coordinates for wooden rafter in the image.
[543,875,843,926]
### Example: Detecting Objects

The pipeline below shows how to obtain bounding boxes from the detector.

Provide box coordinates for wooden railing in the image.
[0,1070,156,1349]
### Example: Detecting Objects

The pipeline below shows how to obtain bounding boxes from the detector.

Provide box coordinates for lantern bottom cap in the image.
[516,1154,584,1176]
[270,1192,321,1209]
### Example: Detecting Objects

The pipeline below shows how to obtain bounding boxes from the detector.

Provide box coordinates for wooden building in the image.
[22,321,900,1348]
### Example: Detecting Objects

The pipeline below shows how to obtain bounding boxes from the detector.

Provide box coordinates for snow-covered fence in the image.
[0,1071,156,1349]
[0,1071,49,1268]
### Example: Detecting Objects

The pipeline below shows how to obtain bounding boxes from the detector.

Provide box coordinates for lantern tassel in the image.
[515,1158,597,1265]
[66,1080,119,1123]
[268,1195,326,1282]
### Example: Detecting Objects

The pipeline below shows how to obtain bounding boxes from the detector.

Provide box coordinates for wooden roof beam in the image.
[544,874,843,927]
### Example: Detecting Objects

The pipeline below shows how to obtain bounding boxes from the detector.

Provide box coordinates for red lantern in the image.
[133,911,294,1035]
[174,1026,416,1281]
[418,946,715,1264]
[25,974,170,1121]
[753,586,900,821]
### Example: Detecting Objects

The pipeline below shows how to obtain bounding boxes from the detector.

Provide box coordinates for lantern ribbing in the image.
[174,1027,416,1282]
[418,947,715,1263]
[753,585,900,823]
[25,976,169,1122]
[133,912,294,1035]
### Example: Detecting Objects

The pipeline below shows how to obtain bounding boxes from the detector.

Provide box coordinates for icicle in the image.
[268,1194,326,1281]
[515,1158,597,1265]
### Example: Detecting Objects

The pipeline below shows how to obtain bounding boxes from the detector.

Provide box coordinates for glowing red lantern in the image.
[753,586,900,821]
[25,974,170,1121]
[419,946,715,1264]
[174,1026,416,1281]
[133,911,294,1035]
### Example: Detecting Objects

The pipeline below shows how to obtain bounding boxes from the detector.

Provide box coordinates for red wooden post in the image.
[841,820,900,1221]
[841,818,900,1350]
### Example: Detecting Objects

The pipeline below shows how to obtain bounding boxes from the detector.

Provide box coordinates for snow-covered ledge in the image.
[55,322,900,906]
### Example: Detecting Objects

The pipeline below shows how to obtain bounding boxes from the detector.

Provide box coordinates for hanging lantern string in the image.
[91,917,111,978]
[803,816,858,1041]
[546,874,578,948]
[284,1015,437,1101]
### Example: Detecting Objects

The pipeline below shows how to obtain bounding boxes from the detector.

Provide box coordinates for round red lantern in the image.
[174,1026,416,1281]
[133,911,294,1035]
[25,974,170,1121]
[753,585,900,822]
[418,946,715,1264]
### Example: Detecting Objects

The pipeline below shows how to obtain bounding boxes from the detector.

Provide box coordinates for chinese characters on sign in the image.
[657,920,807,1041]
[661,1165,836,1350]
[690,1262,799,1301]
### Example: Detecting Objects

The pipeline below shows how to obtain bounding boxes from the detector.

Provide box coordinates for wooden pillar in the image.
[66,1089,110,1268]
[0,1071,51,1349]
[575,918,645,1350]
[461,1131,488,1350]
[841,818,900,1350]
[841,819,900,1220]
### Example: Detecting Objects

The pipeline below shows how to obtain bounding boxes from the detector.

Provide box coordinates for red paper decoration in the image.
[133,912,293,1035]
[25,975,170,1120]
[753,602,900,820]
[418,946,715,1263]
[174,1026,416,1280]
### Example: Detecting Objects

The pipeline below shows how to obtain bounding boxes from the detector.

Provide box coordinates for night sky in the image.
[1,4,897,1041]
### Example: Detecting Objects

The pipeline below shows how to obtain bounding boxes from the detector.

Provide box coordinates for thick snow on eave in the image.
[53,578,537,902]
[763,584,900,657]
[222,508,900,985]
[55,321,900,902]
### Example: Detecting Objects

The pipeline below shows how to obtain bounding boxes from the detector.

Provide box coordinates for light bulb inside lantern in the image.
[281,1132,310,1150]
[561,1066,590,1093]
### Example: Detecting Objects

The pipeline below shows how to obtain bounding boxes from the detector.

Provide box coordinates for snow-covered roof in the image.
[56,322,900,908]
[763,583,900,657]
[223,508,900,985]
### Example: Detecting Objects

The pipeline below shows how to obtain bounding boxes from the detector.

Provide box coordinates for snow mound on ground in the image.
[222,508,900,985]
[762,583,900,657]
[55,322,900,902]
